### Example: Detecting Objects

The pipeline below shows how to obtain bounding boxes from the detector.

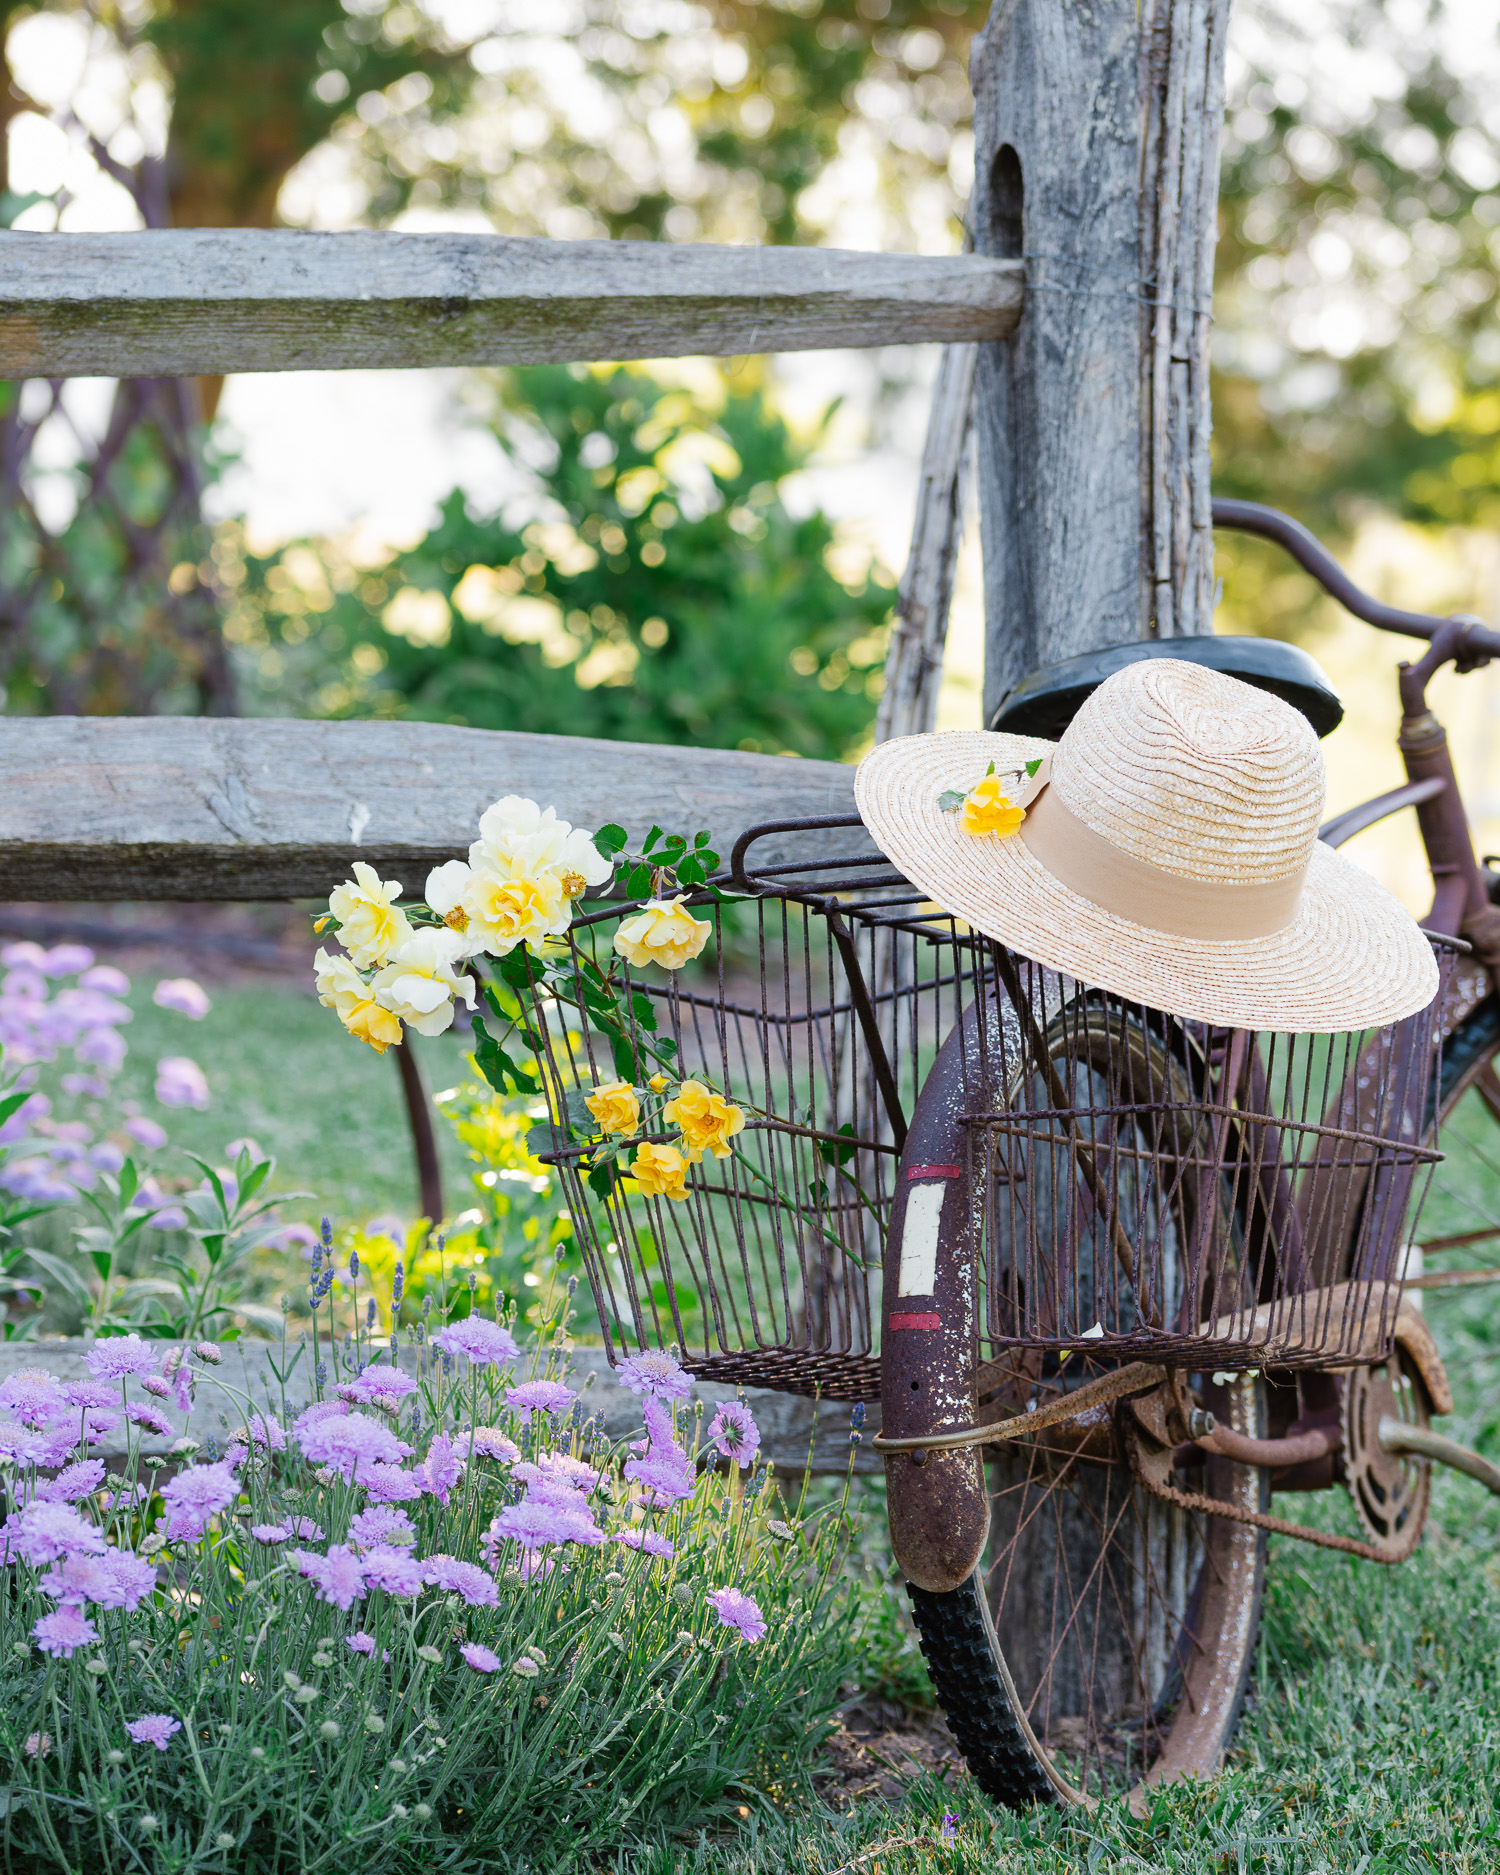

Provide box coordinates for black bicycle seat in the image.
[988,635,1344,740]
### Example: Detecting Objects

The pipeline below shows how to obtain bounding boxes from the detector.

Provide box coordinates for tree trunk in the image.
[969,0,1229,719]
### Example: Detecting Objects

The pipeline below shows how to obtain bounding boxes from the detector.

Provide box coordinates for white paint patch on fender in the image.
[898,1182,947,1296]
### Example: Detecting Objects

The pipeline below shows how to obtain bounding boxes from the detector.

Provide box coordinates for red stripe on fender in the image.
[889,1311,942,1331]
[905,1164,960,1180]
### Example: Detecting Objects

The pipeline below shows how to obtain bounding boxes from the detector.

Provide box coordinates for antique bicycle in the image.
[527,498,1500,1809]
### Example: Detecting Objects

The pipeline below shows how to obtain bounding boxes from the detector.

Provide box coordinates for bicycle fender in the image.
[882,1007,990,1593]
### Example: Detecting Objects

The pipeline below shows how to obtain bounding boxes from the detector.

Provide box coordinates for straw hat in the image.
[855,658,1438,1032]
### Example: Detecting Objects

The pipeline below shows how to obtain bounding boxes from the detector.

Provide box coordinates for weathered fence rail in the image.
[0,717,870,899]
[0,231,1022,378]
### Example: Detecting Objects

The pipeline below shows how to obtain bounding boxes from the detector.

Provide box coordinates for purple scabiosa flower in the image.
[76,1407,121,1442]
[505,1379,574,1424]
[348,1506,415,1550]
[708,1401,761,1468]
[251,1524,290,1545]
[79,963,128,994]
[97,1550,157,1612]
[431,1318,519,1369]
[291,1544,366,1611]
[613,1529,675,1560]
[0,1369,67,1420]
[62,1379,116,1411]
[360,1546,425,1596]
[37,1551,117,1605]
[286,1516,325,1541]
[32,1606,98,1657]
[36,1459,106,1504]
[340,1367,418,1410]
[229,1412,287,1455]
[293,1399,349,1436]
[153,978,210,1019]
[126,1404,175,1438]
[416,1434,464,1505]
[123,1114,168,1151]
[155,1056,209,1110]
[469,1426,522,1465]
[23,1733,51,1759]
[125,1714,182,1752]
[359,1463,423,1504]
[85,1333,156,1381]
[141,1374,172,1399]
[297,1410,404,1483]
[460,1642,501,1674]
[0,1424,48,1470]
[422,1555,500,1607]
[485,1498,603,1558]
[192,1341,222,1365]
[616,1348,693,1402]
[159,1460,239,1534]
[524,1452,600,1495]
[9,1501,106,1564]
[105,1482,150,1512]
[623,1438,695,1510]
[707,1586,766,1642]
[346,1632,377,1655]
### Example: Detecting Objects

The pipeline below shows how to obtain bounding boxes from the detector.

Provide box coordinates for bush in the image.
[0,1303,858,1871]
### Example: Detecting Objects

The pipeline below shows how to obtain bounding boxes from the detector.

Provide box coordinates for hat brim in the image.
[855,730,1440,1034]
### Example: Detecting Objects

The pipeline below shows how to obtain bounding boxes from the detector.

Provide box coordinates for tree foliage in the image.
[227,365,892,759]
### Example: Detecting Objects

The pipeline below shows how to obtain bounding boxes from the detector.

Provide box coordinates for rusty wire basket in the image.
[526,818,1457,1392]
[965,940,1457,1371]
[524,819,967,1400]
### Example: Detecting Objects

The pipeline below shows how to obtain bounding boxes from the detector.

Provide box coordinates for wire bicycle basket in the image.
[524,819,969,1400]
[526,815,1457,1392]
[968,939,1458,1371]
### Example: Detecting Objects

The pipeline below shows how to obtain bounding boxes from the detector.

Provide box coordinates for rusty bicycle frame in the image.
[871,498,1500,1595]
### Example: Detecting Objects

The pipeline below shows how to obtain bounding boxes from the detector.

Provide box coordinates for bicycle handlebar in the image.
[1212,499,1500,663]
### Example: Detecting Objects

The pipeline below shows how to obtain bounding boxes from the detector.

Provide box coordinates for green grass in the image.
[106,980,472,1225]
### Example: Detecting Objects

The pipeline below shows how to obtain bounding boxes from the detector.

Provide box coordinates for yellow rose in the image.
[630,1139,690,1202]
[585,1080,640,1138]
[648,1074,671,1093]
[328,862,412,968]
[314,947,405,1054]
[960,775,1026,839]
[465,869,567,956]
[613,897,711,972]
[662,1079,745,1163]
[370,929,476,1038]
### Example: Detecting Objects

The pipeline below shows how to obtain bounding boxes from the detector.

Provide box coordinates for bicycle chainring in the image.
[1342,1351,1431,1562]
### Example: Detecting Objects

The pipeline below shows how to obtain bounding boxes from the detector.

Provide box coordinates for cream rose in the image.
[328,862,412,968]
[663,1079,745,1163]
[370,929,476,1038]
[473,796,614,895]
[585,1081,640,1138]
[314,948,404,1054]
[630,1139,689,1202]
[613,898,711,972]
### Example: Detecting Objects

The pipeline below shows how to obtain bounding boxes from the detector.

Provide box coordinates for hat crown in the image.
[1050,659,1325,884]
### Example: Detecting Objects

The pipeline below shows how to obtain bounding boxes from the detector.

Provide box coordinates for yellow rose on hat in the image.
[585,1081,640,1138]
[613,898,710,971]
[630,1139,690,1201]
[663,1079,745,1163]
[314,948,404,1054]
[328,862,412,968]
[960,774,1025,840]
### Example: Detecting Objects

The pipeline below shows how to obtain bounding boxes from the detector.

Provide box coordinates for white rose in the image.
[371,929,477,1037]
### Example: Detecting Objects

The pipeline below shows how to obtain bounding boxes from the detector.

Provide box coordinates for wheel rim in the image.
[981,1367,1264,1803]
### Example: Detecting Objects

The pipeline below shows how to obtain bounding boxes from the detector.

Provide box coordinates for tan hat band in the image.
[1017,783,1309,940]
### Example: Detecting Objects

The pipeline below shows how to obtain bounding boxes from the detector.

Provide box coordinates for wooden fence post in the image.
[969,0,1230,717]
